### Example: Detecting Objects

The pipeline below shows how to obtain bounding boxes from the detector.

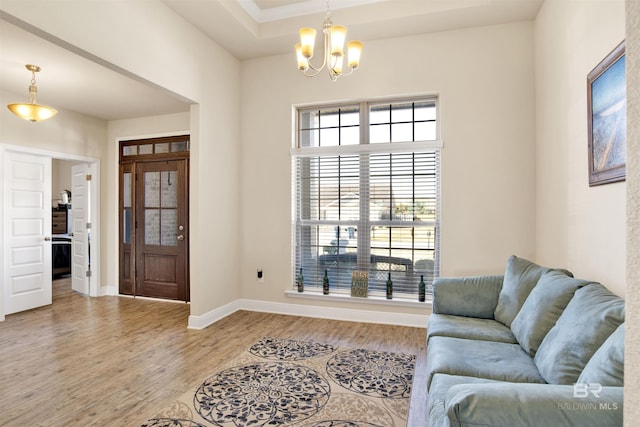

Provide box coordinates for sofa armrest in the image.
[445,382,623,427]
[432,275,503,318]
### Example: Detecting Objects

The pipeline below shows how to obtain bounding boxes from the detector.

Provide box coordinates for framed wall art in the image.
[587,41,626,186]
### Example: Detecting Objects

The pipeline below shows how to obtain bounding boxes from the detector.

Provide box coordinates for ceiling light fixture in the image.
[7,64,58,122]
[295,2,363,81]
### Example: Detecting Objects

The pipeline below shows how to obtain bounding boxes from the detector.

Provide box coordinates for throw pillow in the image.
[577,323,624,386]
[494,255,571,327]
[534,283,625,384]
[511,271,591,356]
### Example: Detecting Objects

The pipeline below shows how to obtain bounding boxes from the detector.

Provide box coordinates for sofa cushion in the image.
[426,336,545,390]
[445,382,623,427]
[428,374,501,427]
[577,323,625,386]
[432,275,503,319]
[494,255,571,327]
[428,314,517,344]
[511,271,592,356]
[534,283,625,384]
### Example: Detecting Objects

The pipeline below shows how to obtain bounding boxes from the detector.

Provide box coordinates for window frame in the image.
[291,97,442,301]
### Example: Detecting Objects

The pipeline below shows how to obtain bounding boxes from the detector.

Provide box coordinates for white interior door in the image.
[71,163,90,295]
[3,151,52,315]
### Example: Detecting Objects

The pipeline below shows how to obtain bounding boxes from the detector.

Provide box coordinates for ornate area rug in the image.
[140,337,416,427]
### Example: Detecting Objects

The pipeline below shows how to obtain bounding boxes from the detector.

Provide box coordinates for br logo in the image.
[573,383,602,398]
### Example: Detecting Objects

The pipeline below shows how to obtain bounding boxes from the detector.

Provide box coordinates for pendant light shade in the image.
[7,64,57,122]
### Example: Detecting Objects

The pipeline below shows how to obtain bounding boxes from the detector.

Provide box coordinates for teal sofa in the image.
[426,255,624,427]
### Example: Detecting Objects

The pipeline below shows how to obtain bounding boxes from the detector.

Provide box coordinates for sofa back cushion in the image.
[577,323,625,386]
[494,256,571,327]
[534,283,625,384]
[511,271,591,356]
[432,276,504,319]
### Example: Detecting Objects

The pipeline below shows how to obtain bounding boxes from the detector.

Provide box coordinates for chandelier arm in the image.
[309,23,331,73]
[305,54,328,72]
[303,67,323,77]
[338,66,355,77]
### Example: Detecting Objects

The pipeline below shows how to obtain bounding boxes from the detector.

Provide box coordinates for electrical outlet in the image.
[257,269,264,283]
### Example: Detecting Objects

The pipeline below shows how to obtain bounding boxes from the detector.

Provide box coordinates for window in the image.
[292,98,441,299]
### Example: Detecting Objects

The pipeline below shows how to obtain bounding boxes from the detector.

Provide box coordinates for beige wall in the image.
[625,0,640,423]
[534,0,626,297]
[239,22,536,316]
[1,0,242,316]
[52,159,84,205]
[535,1,633,418]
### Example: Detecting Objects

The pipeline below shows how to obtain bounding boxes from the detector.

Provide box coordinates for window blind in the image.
[292,99,440,299]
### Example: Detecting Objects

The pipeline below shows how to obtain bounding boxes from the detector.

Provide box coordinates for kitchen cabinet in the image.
[52,206,69,235]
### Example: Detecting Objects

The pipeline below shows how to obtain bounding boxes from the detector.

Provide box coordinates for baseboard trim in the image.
[101,285,117,296]
[188,298,428,330]
[188,299,241,330]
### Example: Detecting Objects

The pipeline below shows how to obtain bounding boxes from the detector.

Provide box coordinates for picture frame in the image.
[587,40,626,186]
[351,271,369,298]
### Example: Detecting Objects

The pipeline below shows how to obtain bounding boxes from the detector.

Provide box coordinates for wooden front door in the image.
[119,136,189,301]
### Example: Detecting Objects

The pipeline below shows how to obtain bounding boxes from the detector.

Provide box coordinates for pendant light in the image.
[7,64,58,122]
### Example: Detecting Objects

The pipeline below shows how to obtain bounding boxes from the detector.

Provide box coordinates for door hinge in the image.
[86,222,92,229]
[86,174,92,181]
[86,270,92,277]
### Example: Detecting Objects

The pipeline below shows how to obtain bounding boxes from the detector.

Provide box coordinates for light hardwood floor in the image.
[0,279,428,426]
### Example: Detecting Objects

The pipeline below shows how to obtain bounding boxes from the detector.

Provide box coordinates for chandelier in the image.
[7,64,58,122]
[295,4,363,81]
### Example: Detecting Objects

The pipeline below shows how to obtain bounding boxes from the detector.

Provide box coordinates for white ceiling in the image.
[0,0,543,121]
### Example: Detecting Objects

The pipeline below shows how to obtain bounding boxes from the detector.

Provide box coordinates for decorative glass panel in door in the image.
[119,165,135,295]
[136,160,188,300]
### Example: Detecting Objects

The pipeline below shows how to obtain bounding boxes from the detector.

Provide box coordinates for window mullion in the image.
[388,154,393,266]
[358,102,370,272]
[412,152,416,267]
[359,154,370,271]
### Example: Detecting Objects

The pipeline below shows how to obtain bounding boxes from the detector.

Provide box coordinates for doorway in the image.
[2,145,100,318]
[51,160,96,297]
[118,136,190,301]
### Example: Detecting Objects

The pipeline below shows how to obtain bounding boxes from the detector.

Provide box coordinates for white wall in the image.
[625,0,640,423]
[534,0,626,297]
[239,22,536,316]
[1,0,242,317]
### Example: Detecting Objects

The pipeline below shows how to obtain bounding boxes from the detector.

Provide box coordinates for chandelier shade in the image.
[347,41,363,68]
[295,7,362,81]
[7,64,58,122]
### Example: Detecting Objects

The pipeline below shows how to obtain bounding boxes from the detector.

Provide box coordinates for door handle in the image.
[44,236,51,241]
[177,235,184,241]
